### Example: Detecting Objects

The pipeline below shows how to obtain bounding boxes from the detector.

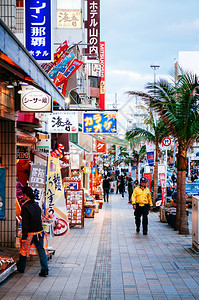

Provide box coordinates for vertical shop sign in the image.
[99,41,105,109]
[25,0,53,62]
[159,173,166,207]
[144,173,152,191]
[147,151,154,166]
[29,163,46,207]
[93,139,106,153]
[45,156,70,236]
[0,168,6,219]
[85,0,100,59]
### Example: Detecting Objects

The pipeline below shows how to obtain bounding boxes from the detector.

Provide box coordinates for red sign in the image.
[84,0,100,60]
[159,173,166,206]
[54,59,83,86]
[93,140,106,154]
[99,41,105,109]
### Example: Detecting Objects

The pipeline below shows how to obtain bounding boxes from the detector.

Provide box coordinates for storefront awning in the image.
[0,19,65,109]
[17,131,37,145]
[69,142,90,154]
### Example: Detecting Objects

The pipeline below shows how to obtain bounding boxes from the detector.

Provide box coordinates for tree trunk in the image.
[176,144,189,235]
[153,142,159,206]
[179,170,189,234]
[136,161,139,181]
[175,170,181,230]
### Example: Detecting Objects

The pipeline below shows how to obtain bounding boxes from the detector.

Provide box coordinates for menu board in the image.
[66,189,84,228]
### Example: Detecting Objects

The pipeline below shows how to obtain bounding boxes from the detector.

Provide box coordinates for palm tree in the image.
[128,71,199,234]
[126,111,168,206]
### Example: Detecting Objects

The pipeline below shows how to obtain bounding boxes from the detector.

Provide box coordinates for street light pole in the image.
[150,64,160,84]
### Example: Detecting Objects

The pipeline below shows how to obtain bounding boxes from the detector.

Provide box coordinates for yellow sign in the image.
[57,9,81,28]
[100,80,105,94]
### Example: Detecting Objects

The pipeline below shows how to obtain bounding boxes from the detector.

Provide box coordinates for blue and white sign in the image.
[25,0,53,62]
[147,151,154,166]
[0,168,6,220]
[83,112,117,134]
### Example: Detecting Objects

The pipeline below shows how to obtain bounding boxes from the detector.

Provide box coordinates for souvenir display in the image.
[65,189,84,228]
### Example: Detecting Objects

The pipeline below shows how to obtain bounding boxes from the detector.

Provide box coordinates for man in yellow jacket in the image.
[131,177,153,235]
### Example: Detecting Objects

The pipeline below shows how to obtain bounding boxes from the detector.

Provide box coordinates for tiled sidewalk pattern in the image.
[0,193,199,299]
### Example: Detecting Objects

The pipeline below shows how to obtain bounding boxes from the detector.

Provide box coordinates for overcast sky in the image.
[58,0,199,132]
[100,0,199,114]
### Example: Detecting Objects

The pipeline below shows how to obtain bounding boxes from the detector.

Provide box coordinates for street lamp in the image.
[150,63,160,84]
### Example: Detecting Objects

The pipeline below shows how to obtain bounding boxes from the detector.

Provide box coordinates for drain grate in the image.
[88,208,111,300]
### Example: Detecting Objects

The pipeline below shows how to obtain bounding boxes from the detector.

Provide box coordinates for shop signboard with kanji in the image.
[45,156,70,236]
[0,168,6,219]
[83,113,117,134]
[29,163,46,207]
[21,85,52,112]
[66,189,84,228]
[17,146,29,160]
[48,111,78,133]
[25,0,53,62]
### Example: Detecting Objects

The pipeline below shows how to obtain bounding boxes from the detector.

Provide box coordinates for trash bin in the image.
[192,196,199,251]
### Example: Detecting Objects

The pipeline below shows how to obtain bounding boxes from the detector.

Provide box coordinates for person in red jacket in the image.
[16,186,49,277]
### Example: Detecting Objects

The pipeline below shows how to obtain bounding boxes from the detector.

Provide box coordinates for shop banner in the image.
[54,59,83,86]
[48,52,74,79]
[147,151,154,166]
[99,41,105,109]
[159,172,166,207]
[0,168,6,219]
[48,111,78,133]
[29,163,46,207]
[83,112,117,134]
[25,0,53,62]
[93,139,106,153]
[144,173,152,191]
[45,156,70,236]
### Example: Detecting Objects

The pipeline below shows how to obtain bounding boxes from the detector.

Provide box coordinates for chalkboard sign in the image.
[66,189,84,228]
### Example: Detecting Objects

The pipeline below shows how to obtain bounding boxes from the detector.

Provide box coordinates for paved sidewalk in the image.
[0,193,199,300]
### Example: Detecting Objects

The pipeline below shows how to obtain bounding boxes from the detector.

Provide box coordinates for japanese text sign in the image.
[93,139,106,153]
[159,173,166,207]
[83,113,117,134]
[45,156,69,236]
[0,168,6,220]
[48,111,78,133]
[84,0,100,60]
[57,9,81,28]
[21,85,52,112]
[29,163,46,207]
[25,0,53,62]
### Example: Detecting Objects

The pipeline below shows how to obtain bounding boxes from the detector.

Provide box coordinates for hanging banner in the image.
[54,59,83,86]
[48,52,74,79]
[159,172,166,207]
[48,111,78,133]
[144,173,152,191]
[25,0,53,62]
[45,156,70,236]
[0,168,6,219]
[29,163,46,207]
[83,112,117,134]
[147,151,154,166]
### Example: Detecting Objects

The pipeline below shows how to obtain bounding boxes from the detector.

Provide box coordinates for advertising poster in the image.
[25,0,53,62]
[144,173,152,191]
[48,111,78,133]
[45,156,70,236]
[83,112,117,134]
[159,173,166,207]
[29,163,46,207]
[0,168,6,219]
[147,151,154,166]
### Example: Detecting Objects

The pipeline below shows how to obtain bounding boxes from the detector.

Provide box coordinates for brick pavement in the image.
[0,193,199,299]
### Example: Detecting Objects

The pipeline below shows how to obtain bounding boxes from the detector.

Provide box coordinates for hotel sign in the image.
[25,0,53,62]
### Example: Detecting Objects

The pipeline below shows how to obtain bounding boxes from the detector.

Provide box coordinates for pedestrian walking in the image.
[120,175,125,198]
[127,177,134,203]
[116,176,120,194]
[131,177,153,235]
[16,186,49,277]
[103,175,110,202]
